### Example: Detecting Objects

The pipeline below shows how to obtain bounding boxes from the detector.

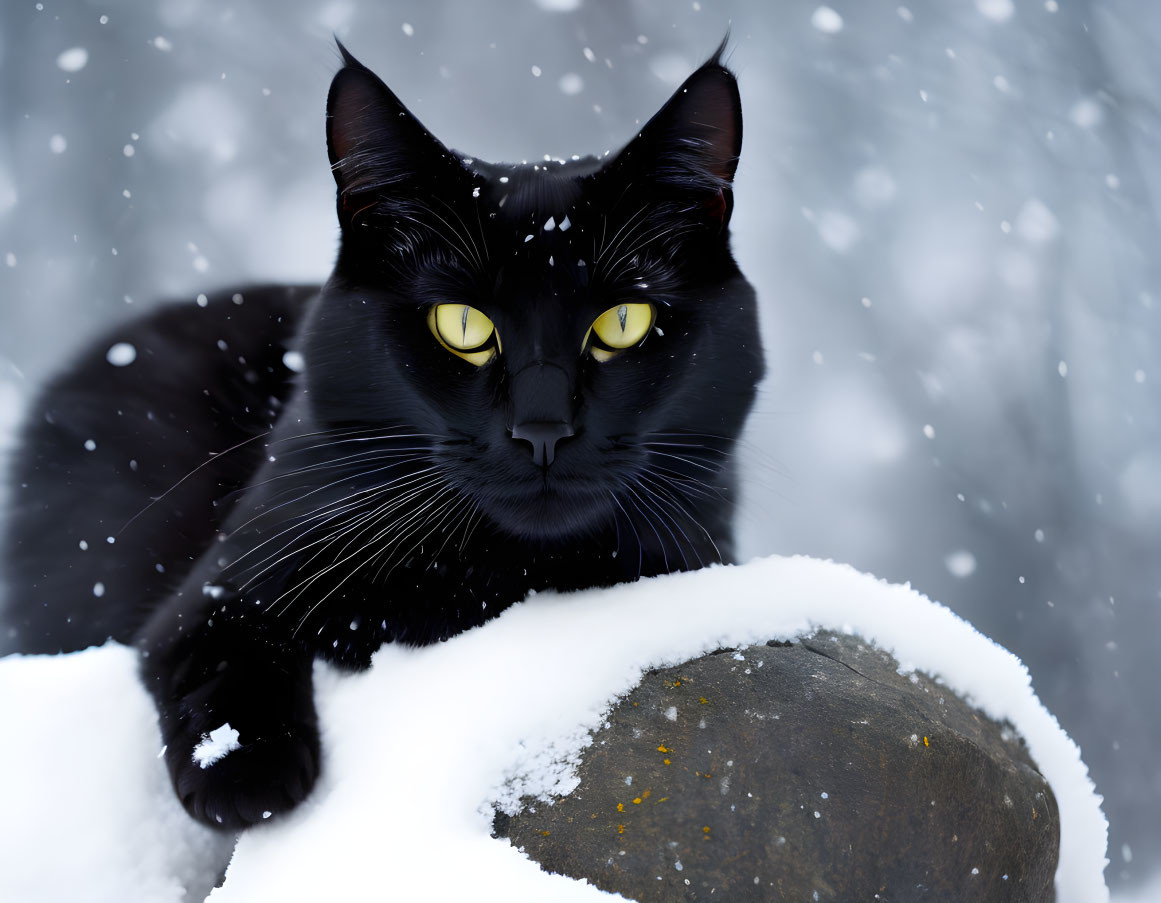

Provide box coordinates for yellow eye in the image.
[584,303,655,361]
[428,304,498,366]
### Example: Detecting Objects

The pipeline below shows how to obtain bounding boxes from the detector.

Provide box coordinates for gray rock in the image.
[494,631,1059,901]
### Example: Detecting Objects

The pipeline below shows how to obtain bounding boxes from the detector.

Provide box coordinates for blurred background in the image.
[1,0,1158,893]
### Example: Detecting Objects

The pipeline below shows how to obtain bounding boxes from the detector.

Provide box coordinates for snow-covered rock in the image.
[0,556,1108,902]
[501,631,1061,900]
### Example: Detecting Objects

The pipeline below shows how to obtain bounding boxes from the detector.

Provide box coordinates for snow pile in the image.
[0,557,1108,902]
[0,648,234,902]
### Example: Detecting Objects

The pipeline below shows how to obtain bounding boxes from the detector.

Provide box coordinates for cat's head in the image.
[302,41,763,544]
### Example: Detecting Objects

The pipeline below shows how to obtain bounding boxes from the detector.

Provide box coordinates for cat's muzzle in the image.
[508,360,576,468]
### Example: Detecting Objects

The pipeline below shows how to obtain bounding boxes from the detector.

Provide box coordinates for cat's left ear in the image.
[607,43,742,226]
[326,41,460,224]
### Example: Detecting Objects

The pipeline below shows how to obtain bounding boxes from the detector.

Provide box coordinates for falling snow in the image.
[977,0,1015,22]
[558,73,583,95]
[811,6,844,34]
[105,342,137,366]
[944,550,978,578]
[1070,98,1103,129]
[56,47,90,73]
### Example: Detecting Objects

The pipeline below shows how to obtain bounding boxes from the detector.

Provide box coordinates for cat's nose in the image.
[511,421,574,468]
[508,359,575,467]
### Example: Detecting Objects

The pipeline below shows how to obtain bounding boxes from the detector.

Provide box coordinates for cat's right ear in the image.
[603,41,742,228]
[326,42,453,224]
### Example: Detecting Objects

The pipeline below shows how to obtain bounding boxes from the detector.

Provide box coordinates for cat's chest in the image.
[308,535,626,666]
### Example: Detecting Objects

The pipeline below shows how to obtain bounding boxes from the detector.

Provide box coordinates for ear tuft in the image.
[333,36,362,71]
[707,31,732,70]
[612,43,742,194]
[326,45,453,211]
[660,61,742,186]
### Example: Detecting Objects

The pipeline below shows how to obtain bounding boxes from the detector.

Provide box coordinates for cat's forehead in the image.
[459,158,610,302]
[468,157,597,234]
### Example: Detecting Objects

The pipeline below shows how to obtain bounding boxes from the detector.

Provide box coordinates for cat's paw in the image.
[166,720,320,830]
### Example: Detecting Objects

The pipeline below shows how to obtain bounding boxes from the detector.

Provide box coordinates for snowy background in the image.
[0,0,1159,894]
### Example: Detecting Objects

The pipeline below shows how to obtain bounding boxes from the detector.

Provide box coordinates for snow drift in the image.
[0,556,1108,901]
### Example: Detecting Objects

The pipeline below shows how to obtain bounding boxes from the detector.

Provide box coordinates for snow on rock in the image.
[0,557,1108,902]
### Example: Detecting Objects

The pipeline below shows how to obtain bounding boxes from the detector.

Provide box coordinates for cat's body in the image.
[2,285,314,654]
[2,43,762,829]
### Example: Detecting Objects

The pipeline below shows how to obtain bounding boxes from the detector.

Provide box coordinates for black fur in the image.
[1,43,763,829]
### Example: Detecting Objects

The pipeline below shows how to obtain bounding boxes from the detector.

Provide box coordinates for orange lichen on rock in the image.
[617,802,624,812]
[632,797,642,805]
[657,744,670,753]
[923,736,930,747]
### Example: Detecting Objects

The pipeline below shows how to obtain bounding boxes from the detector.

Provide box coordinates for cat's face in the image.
[302,44,763,543]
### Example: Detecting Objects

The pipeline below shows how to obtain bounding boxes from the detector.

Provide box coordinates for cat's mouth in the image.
[434,431,628,540]
[476,480,613,541]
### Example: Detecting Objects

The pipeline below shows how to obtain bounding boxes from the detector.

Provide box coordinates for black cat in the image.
[1,41,762,829]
